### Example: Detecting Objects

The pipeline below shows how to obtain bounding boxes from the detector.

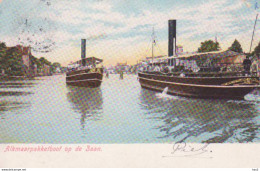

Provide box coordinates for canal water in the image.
[0,74,259,143]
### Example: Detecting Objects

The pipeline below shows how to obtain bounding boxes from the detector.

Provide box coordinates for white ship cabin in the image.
[142,50,246,73]
[67,57,103,71]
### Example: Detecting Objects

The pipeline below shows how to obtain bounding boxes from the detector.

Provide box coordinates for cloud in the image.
[1,0,259,66]
[89,1,113,13]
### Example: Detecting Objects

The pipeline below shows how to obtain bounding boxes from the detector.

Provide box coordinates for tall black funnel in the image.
[168,20,176,57]
[81,39,86,59]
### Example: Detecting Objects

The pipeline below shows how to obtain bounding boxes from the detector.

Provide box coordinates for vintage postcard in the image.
[0,0,259,168]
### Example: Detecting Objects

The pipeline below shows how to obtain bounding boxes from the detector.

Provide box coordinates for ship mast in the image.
[152,27,155,65]
[249,13,258,53]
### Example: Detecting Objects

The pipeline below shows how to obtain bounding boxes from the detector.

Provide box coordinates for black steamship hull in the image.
[66,68,103,88]
[138,72,259,100]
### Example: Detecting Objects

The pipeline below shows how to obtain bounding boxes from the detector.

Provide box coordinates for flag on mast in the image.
[242,0,259,13]
[255,1,259,11]
[153,40,156,46]
[152,27,156,46]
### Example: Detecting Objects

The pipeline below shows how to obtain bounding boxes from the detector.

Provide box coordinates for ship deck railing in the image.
[141,71,259,78]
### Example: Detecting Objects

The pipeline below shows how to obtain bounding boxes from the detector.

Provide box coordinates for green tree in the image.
[30,56,41,74]
[4,47,24,76]
[198,40,220,53]
[37,57,53,75]
[0,42,7,70]
[52,62,61,68]
[0,42,6,49]
[252,41,260,56]
[228,39,243,53]
[38,57,50,71]
[31,56,40,67]
[51,62,61,73]
[39,57,51,66]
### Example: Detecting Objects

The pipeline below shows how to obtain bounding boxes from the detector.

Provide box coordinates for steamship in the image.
[138,20,259,100]
[66,39,103,88]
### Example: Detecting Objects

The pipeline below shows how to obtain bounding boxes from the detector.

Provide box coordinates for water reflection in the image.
[0,81,35,96]
[0,81,34,119]
[67,86,103,129]
[0,91,32,96]
[0,74,259,143]
[0,82,35,88]
[139,89,260,143]
[0,101,30,119]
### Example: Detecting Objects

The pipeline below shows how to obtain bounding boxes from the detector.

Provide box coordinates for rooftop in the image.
[166,50,242,60]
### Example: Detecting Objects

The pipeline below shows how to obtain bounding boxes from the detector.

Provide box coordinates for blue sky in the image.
[0,0,259,66]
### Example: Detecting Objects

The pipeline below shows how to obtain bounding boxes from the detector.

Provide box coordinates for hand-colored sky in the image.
[0,0,259,66]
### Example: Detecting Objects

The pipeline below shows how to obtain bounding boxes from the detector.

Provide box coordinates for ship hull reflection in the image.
[67,86,103,129]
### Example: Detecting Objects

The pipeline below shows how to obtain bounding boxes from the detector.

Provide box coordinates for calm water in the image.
[0,74,259,143]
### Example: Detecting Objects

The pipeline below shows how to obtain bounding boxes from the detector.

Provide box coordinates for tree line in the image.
[198,39,260,56]
[0,42,63,76]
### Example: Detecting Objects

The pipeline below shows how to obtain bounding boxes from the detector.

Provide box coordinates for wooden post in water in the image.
[152,27,155,67]
[120,70,123,79]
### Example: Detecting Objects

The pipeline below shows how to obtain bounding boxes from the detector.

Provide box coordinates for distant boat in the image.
[66,57,103,88]
[66,39,103,88]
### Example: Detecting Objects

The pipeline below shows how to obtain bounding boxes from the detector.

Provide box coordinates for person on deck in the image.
[257,54,260,77]
[163,66,170,73]
[154,65,160,72]
[255,54,260,77]
[243,56,252,75]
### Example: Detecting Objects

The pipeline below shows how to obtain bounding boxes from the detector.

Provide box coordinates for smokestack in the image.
[81,39,86,59]
[168,20,176,57]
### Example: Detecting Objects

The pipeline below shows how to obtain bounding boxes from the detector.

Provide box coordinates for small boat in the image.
[66,57,103,88]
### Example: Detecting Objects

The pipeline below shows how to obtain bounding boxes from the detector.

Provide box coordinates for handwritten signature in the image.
[163,142,213,158]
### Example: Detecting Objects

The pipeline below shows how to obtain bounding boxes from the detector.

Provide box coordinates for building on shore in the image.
[41,64,51,76]
[16,45,36,77]
[115,62,131,73]
[1,45,34,77]
[1,44,53,77]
